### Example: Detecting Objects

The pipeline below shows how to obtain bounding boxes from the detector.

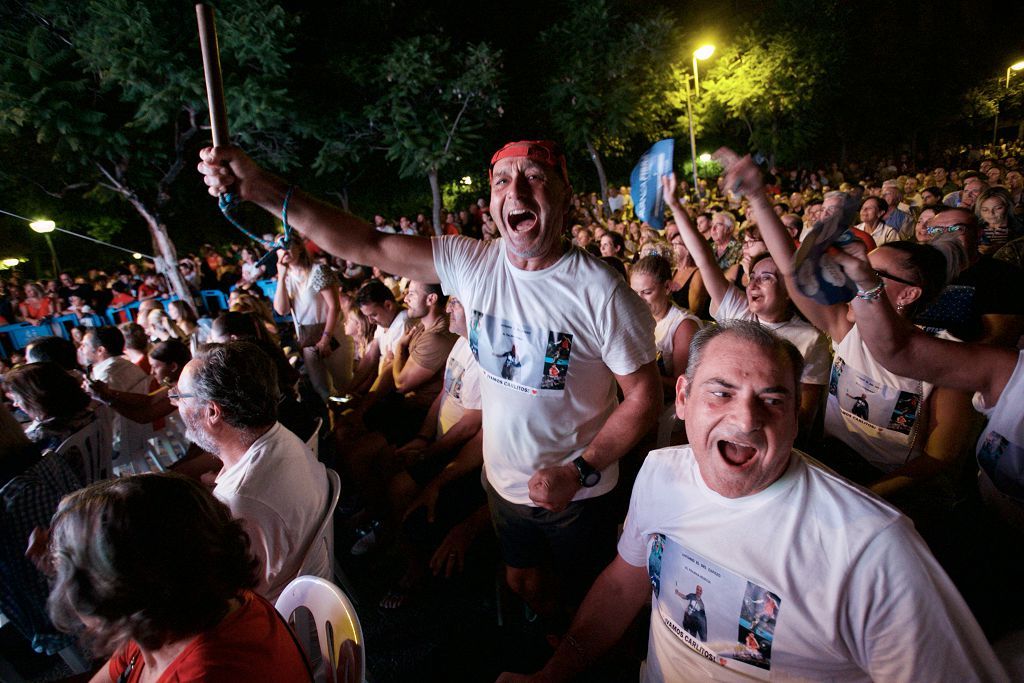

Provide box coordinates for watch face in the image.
[575,457,601,487]
[582,470,601,487]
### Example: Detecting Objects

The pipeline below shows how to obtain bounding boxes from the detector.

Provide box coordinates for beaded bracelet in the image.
[855,277,885,301]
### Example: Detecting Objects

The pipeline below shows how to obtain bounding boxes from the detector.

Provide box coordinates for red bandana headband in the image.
[489,140,570,186]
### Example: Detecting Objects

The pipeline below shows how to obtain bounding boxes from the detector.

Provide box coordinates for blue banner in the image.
[630,138,674,230]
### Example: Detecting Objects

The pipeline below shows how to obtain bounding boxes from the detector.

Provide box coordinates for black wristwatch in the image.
[572,456,601,488]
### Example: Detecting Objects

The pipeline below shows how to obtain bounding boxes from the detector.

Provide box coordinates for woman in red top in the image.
[19,283,53,325]
[46,474,312,682]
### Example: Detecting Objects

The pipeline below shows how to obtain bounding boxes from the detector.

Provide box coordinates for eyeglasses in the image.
[167,389,197,401]
[749,272,778,285]
[874,269,918,287]
[924,223,967,237]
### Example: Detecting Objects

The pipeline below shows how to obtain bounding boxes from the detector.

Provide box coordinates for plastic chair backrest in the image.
[305,417,323,458]
[55,419,111,484]
[299,467,339,577]
[201,290,229,315]
[275,575,364,683]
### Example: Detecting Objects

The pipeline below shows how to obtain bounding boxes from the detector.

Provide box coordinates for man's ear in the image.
[205,400,224,427]
[675,375,689,421]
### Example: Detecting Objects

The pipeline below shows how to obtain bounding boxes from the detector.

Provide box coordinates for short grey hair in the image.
[684,321,804,410]
[191,341,279,430]
[823,190,848,203]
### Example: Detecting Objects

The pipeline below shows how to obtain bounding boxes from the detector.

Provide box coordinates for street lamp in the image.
[2,258,21,268]
[993,61,1024,145]
[685,44,716,198]
[692,44,715,98]
[29,219,61,276]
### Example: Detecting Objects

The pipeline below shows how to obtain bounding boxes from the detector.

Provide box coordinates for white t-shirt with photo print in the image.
[619,446,1005,683]
[825,324,953,472]
[437,336,482,435]
[432,236,656,505]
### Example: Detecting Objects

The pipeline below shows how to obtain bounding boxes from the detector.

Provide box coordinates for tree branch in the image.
[443,93,473,156]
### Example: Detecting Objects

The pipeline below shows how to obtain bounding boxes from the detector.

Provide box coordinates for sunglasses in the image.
[923,223,967,237]
[874,269,918,287]
[167,389,197,401]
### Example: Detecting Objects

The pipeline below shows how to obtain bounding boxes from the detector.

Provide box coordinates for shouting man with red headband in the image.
[198,140,661,633]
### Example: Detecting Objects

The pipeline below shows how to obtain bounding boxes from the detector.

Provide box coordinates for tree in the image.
[358,35,503,235]
[0,0,301,302]
[540,0,677,201]
[693,28,827,167]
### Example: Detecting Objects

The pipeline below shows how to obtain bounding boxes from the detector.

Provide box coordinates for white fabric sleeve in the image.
[460,354,483,410]
[711,284,751,322]
[599,280,657,376]
[617,456,658,568]
[431,235,487,300]
[840,521,1008,682]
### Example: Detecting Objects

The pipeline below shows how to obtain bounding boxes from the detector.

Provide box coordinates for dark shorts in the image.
[484,475,617,599]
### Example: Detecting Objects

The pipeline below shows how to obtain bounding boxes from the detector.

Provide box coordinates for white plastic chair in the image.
[306,416,323,458]
[276,575,365,683]
[300,468,340,577]
[55,418,111,484]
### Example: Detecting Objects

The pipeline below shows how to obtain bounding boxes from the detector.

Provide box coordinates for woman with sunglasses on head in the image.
[831,240,1024,534]
[716,152,979,504]
[662,175,832,431]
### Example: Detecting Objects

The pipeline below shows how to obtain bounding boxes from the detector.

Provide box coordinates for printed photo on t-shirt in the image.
[469,309,573,394]
[978,430,1024,500]
[828,357,921,435]
[444,356,467,401]
[649,535,783,679]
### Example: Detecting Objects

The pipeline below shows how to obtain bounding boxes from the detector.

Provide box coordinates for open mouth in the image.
[506,208,538,233]
[717,440,758,467]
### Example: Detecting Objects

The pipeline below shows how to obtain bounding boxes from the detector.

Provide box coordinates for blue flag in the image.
[630,138,674,229]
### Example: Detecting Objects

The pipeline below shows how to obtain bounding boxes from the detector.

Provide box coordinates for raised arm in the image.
[661,174,730,309]
[832,244,1017,407]
[198,146,438,282]
[721,152,853,340]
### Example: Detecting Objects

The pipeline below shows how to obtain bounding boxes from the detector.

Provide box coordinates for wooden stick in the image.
[196,4,229,147]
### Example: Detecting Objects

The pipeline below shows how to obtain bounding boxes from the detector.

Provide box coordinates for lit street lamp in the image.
[30,219,61,276]
[692,44,715,99]
[993,60,1024,145]
[685,44,716,197]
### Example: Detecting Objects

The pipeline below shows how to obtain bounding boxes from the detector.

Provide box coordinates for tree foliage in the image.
[540,0,677,197]
[345,35,504,233]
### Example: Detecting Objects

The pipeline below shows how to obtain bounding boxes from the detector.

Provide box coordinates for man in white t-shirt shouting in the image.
[497,321,1006,683]
[198,139,661,633]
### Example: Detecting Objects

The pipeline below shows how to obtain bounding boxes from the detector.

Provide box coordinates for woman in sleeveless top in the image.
[631,254,702,447]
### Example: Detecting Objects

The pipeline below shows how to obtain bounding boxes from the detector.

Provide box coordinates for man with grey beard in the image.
[172,341,329,602]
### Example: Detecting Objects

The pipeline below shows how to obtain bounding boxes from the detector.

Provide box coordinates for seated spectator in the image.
[709,211,742,269]
[119,322,152,374]
[350,281,457,445]
[0,405,81,656]
[4,362,95,452]
[82,327,151,394]
[147,307,185,343]
[881,179,913,238]
[499,322,1006,682]
[25,335,81,373]
[172,342,331,601]
[919,207,1024,345]
[61,293,93,321]
[19,283,53,325]
[629,255,702,447]
[167,299,211,349]
[599,231,627,262]
[87,340,191,425]
[107,280,135,311]
[44,474,313,681]
[135,272,164,300]
[664,221,709,318]
[975,186,1022,255]
[855,196,900,245]
[347,279,409,396]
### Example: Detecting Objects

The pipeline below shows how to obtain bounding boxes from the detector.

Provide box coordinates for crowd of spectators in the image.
[1,137,1023,680]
